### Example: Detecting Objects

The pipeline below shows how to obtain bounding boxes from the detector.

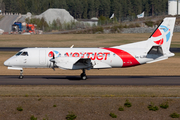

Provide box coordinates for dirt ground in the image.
[0,85,180,120]
[0,97,180,120]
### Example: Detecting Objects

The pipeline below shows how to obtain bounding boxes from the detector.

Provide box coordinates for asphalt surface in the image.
[0,47,25,51]
[0,47,180,52]
[0,75,180,85]
[0,15,19,32]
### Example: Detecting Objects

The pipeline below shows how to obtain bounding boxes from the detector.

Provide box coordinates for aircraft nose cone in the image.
[4,60,9,66]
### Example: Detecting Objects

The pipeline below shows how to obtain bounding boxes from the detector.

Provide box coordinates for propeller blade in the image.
[49,52,55,71]
[53,52,55,59]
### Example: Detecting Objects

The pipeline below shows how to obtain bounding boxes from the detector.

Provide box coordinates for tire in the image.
[81,73,87,80]
[19,76,24,79]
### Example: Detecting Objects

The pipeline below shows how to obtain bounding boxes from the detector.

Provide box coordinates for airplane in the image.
[4,17,176,80]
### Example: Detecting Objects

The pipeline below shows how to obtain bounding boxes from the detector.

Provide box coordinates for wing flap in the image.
[56,57,92,70]
[93,61,112,69]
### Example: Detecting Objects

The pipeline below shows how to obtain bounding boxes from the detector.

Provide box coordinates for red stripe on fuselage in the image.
[103,48,140,67]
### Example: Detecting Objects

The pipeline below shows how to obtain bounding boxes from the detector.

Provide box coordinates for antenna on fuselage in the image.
[70,45,74,48]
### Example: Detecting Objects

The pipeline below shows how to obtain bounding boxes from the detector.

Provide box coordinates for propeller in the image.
[50,52,56,71]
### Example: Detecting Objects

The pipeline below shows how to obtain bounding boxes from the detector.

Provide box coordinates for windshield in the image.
[15,51,28,56]
[21,52,28,56]
[16,52,22,56]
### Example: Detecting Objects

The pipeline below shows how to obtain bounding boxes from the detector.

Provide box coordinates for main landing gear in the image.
[19,70,24,79]
[80,69,87,80]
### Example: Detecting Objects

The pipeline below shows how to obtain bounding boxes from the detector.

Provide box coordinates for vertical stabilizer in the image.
[147,17,176,55]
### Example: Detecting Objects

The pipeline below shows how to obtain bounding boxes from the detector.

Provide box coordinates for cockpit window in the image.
[16,52,22,56]
[15,51,28,56]
[21,52,28,56]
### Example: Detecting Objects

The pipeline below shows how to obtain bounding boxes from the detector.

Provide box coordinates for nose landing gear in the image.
[19,70,24,79]
[80,69,87,80]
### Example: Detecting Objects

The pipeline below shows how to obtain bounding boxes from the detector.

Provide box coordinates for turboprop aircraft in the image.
[4,17,176,80]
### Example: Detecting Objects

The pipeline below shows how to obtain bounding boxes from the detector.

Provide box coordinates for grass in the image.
[30,115,37,120]
[1,97,180,120]
[124,99,132,107]
[170,112,180,118]
[0,86,180,97]
[160,102,169,109]
[0,97,180,120]
[109,112,117,118]
[66,112,77,120]
[0,33,179,48]
[118,106,124,111]
[17,106,23,111]
[148,102,159,111]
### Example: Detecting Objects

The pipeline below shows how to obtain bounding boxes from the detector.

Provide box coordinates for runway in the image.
[0,75,180,85]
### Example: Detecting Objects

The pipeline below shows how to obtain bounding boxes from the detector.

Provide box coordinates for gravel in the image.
[35,8,76,24]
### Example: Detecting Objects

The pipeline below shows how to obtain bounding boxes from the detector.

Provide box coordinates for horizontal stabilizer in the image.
[146,57,168,63]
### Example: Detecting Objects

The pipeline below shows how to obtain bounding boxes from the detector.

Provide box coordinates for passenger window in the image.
[21,52,28,56]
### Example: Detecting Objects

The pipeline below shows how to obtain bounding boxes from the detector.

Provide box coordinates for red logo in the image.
[154,38,164,45]
[48,51,54,57]
[152,29,162,37]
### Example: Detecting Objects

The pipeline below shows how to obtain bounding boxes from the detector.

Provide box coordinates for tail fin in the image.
[147,17,176,56]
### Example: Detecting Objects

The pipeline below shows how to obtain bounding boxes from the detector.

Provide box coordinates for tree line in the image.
[1,0,168,19]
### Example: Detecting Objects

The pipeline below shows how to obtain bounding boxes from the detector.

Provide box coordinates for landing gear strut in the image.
[80,69,87,80]
[19,70,24,79]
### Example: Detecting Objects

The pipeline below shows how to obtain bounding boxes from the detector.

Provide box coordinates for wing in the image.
[55,57,92,70]
[55,57,111,70]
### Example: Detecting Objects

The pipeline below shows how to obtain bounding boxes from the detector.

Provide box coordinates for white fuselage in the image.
[4,47,163,70]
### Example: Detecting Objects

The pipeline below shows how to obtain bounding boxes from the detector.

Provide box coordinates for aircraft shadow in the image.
[43,76,82,81]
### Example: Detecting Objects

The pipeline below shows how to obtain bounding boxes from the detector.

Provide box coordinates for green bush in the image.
[53,105,57,107]
[123,24,128,28]
[148,103,159,111]
[109,112,117,118]
[38,98,41,101]
[111,24,123,33]
[17,106,23,111]
[118,106,124,111]
[25,94,29,97]
[124,99,132,108]
[160,102,169,109]
[144,21,155,27]
[92,26,103,33]
[170,112,180,118]
[30,115,37,120]
[128,23,140,28]
[66,111,77,120]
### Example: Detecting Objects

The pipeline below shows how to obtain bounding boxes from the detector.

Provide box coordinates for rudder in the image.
[147,17,176,56]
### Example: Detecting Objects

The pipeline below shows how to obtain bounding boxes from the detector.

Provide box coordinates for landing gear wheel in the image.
[80,69,87,80]
[19,75,24,79]
[19,70,24,79]
[81,73,87,80]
